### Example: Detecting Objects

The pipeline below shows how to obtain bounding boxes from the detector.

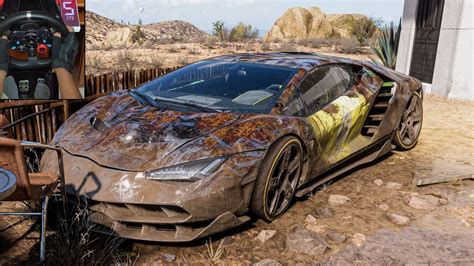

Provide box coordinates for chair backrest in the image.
[0,137,31,200]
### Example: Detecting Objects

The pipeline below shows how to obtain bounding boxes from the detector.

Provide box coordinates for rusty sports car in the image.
[41,52,423,242]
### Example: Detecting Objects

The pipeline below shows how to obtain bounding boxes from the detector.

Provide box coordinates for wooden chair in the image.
[0,137,65,262]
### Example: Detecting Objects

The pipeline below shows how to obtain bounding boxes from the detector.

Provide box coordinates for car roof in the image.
[209,52,362,71]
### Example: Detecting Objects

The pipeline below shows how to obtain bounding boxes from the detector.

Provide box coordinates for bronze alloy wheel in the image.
[394,92,423,150]
[251,136,303,221]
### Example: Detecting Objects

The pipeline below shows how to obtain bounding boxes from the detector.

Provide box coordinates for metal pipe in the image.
[0,212,41,215]
[40,196,50,262]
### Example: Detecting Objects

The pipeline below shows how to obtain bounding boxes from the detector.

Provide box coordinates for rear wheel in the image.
[251,136,303,221]
[393,92,423,150]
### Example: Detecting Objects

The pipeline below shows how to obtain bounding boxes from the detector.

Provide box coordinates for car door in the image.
[298,65,372,177]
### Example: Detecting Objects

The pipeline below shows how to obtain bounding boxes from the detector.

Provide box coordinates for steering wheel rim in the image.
[0,11,69,70]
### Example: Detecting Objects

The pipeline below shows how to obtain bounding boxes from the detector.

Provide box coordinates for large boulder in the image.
[264,7,313,41]
[264,7,367,42]
[328,14,366,38]
[307,7,334,39]
[106,27,133,46]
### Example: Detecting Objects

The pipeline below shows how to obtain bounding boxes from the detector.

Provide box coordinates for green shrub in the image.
[370,20,401,69]
[352,17,381,45]
[132,25,145,44]
[229,22,259,42]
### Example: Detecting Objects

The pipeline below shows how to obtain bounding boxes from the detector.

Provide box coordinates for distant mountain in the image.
[86,11,211,47]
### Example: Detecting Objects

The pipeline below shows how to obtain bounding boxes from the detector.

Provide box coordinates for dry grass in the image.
[115,50,136,71]
[85,39,371,75]
[46,198,124,265]
[279,43,299,52]
[167,46,179,53]
[205,238,226,264]
[142,51,164,69]
[188,47,201,55]
[260,43,271,52]
[113,251,140,266]
[335,38,360,54]
[348,182,364,195]
[85,53,106,74]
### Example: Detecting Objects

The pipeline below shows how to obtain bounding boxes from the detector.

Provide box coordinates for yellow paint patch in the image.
[307,91,371,166]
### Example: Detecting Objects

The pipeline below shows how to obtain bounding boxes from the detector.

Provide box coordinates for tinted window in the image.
[134,61,296,114]
[299,66,352,114]
[283,92,306,116]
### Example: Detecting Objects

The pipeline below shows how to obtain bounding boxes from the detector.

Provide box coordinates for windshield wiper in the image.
[129,90,160,108]
[152,96,222,113]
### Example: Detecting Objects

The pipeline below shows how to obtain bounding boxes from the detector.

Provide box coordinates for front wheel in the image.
[251,136,303,221]
[393,92,423,150]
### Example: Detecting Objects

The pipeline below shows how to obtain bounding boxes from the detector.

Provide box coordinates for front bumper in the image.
[41,149,265,241]
[90,209,250,242]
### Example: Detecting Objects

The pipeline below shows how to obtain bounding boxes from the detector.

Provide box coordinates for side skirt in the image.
[295,135,394,197]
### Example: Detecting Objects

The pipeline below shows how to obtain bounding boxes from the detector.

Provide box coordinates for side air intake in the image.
[361,81,395,137]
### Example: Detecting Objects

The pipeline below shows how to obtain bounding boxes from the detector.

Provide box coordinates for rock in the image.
[106,27,133,45]
[386,182,403,190]
[373,179,384,186]
[352,233,366,247]
[256,230,277,243]
[286,226,329,256]
[377,203,389,211]
[306,224,327,234]
[387,213,410,225]
[328,194,351,206]
[264,7,313,41]
[307,7,334,38]
[162,253,176,262]
[254,258,282,266]
[327,14,367,38]
[327,231,346,244]
[264,7,368,42]
[315,206,333,218]
[305,214,318,224]
[439,198,449,205]
[407,195,439,210]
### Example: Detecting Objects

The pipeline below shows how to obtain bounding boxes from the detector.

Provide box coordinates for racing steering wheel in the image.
[0,11,69,70]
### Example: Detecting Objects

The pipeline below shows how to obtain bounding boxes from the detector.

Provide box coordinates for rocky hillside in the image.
[86,11,210,48]
[264,7,368,42]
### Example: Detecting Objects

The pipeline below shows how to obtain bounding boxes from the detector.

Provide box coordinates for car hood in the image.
[53,91,246,171]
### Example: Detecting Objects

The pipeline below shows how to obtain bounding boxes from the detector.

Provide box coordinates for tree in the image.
[212,20,226,41]
[229,22,259,42]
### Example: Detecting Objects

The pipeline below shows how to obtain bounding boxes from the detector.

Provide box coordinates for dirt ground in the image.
[1,93,473,264]
[85,41,372,75]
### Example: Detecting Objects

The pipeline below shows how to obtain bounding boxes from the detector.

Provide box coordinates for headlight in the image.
[145,157,226,181]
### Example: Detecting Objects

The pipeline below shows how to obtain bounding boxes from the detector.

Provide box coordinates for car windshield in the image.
[133,60,297,114]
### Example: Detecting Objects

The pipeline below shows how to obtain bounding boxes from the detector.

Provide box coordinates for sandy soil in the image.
[85,41,372,75]
[1,95,473,264]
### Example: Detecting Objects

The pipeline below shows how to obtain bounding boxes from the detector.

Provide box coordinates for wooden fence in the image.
[0,100,70,143]
[0,67,177,143]
[85,67,178,99]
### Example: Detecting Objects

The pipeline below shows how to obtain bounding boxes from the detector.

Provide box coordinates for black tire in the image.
[393,91,423,150]
[251,136,303,221]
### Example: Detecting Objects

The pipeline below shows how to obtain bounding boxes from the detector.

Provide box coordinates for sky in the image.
[87,0,404,33]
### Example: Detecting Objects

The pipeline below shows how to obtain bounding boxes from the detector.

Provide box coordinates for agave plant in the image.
[370,20,401,69]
